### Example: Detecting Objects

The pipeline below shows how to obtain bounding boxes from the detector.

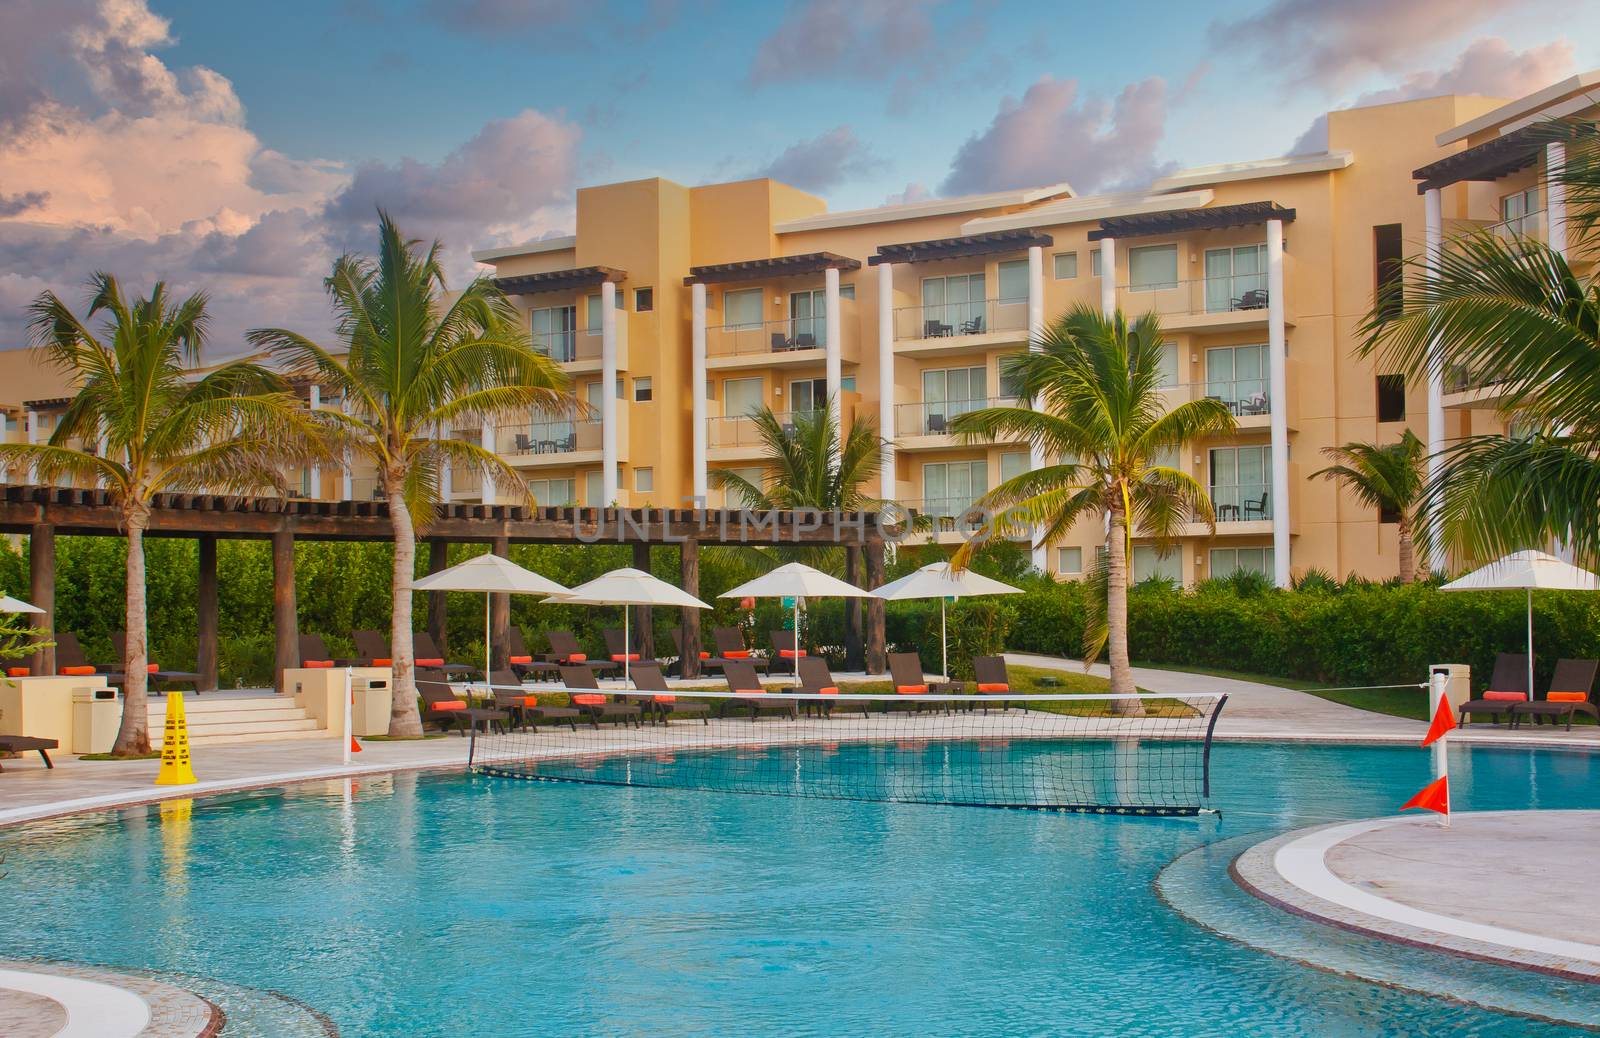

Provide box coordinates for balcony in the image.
[895,497,989,545]
[497,415,611,468]
[1118,273,1289,333]
[534,319,627,374]
[1157,376,1273,430]
[895,397,1022,451]
[1441,364,1516,410]
[705,300,859,371]
[892,298,1029,357]
[1485,208,1546,244]
[707,395,861,463]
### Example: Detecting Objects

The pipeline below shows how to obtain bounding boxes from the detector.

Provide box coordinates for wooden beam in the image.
[864,539,886,675]
[426,539,449,658]
[271,529,297,692]
[678,539,700,679]
[631,542,654,660]
[28,522,54,676]
[844,545,863,672]
[197,535,218,691]
[490,535,510,672]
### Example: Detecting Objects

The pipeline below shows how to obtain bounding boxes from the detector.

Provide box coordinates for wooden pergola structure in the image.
[0,486,888,687]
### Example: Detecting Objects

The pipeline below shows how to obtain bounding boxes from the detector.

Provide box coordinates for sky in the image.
[1,0,1596,352]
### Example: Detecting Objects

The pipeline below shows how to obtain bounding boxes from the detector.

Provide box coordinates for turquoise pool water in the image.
[3,741,1598,1036]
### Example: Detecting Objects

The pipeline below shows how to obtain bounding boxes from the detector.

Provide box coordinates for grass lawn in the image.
[1131,661,1432,720]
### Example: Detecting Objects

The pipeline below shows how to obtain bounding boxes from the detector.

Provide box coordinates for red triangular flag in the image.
[1401,774,1449,815]
[350,735,363,754]
[1420,694,1456,748]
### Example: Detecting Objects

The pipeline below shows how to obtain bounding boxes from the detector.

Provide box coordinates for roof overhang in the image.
[773,183,1073,235]
[1087,202,1295,241]
[960,189,1213,236]
[867,229,1053,266]
[1412,126,1544,193]
[22,397,72,411]
[684,252,861,286]
[472,235,578,264]
[1437,70,1600,145]
[494,266,626,295]
[1152,151,1353,193]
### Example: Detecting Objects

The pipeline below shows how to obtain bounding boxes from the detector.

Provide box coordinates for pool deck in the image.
[1234,811,1600,982]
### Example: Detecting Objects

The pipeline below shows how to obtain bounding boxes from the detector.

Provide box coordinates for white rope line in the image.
[452,681,1215,704]
[1301,682,1428,693]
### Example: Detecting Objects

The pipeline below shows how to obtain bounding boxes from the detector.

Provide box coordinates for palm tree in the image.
[711,402,884,516]
[0,274,316,754]
[1360,120,1600,566]
[1311,430,1426,582]
[248,213,571,737]
[949,305,1236,714]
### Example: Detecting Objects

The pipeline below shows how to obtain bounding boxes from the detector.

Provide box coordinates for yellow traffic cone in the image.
[154,690,198,786]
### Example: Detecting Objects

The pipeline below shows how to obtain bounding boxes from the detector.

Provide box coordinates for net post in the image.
[1200,693,1228,799]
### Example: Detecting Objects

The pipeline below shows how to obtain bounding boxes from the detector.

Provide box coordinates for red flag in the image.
[350,735,363,754]
[1420,694,1456,748]
[1401,775,1449,815]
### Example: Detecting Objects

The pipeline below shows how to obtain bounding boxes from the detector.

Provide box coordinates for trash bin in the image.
[352,677,393,737]
[1429,663,1471,713]
[71,685,120,754]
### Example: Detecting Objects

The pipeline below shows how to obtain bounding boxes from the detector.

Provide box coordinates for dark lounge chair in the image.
[414,631,477,679]
[53,631,125,686]
[559,665,642,728]
[1458,653,1532,727]
[797,656,866,719]
[486,668,579,731]
[768,629,807,676]
[352,629,392,666]
[630,661,710,725]
[670,628,718,675]
[973,655,1014,712]
[543,630,618,675]
[1512,658,1600,732]
[719,661,797,720]
[113,631,200,692]
[416,668,506,735]
[889,652,938,713]
[0,734,57,771]
[712,626,768,672]
[298,634,356,669]
[603,627,657,668]
[505,628,560,680]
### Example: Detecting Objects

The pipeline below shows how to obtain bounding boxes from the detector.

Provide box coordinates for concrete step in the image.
[148,694,327,746]
[150,706,311,726]
[182,728,333,747]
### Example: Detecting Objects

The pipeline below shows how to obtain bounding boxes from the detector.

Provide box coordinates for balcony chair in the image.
[514,433,533,452]
[1242,492,1270,521]
[959,315,985,334]
[924,319,952,338]
[1240,393,1270,416]
[1232,288,1269,310]
[770,331,793,352]
[926,413,948,435]
[795,332,817,349]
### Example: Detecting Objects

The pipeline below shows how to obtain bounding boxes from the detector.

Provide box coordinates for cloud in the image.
[748,0,936,86]
[883,183,933,206]
[1208,0,1551,91]
[1290,37,1576,153]
[746,126,880,193]
[939,76,1173,196]
[0,192,48,218]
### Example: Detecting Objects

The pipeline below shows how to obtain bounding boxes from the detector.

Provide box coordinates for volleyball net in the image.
[467,688,1228,816]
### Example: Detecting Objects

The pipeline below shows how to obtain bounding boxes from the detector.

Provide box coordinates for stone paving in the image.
[0,959,221,1038]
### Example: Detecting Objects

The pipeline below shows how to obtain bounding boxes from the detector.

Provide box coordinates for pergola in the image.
[0,486,889,686]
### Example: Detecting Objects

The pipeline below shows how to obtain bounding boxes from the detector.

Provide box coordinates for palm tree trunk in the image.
[112,501,152,755]
[1106,505,1144,717]
[386,469,423,738]
[1397,516,1416,584]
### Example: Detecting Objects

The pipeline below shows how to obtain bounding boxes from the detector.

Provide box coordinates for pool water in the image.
[3,742,1598,1037]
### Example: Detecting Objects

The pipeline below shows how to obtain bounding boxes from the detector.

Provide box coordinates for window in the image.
[1000,451,1029,484]
[724,377,764,417]
[839,283,856,301]
[1374,223,1404,323]
[1206,345,1268,414]
[634,287,653,312]
[921,273,985,334]
[1500,188,1540,236]
[1209,446,1271,522]
[998,353,1026,399]
[1057,546,1083,574]
[584,380,604,409]
[921,366,988,432]
[1209,547,1274,579]
[583,470,604,506]
[634,377,653,403]
[1132,546,1182,584]
[724,288,764,329]
[635,467,654,493]
[790,289,827,346]
[789,378,827,414]
[1128,244,1178,291]
[713,466,765,507]
[997,259,1029,302]
[528,478,575,506]
[1090,249,1102,277]
[1204,244,1267,312]
[1156,341,1180,389]
[530,305,577,362]
[922,460,987,517]
[586,295,603,332]
[1376,374,1405,423]
[1053,252,1078,279]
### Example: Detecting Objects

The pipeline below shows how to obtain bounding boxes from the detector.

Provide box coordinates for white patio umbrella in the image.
[1441,550,1600,699]
[411,553,569,682]
[719,562,877,675]
[552,568,711,685]
[873,562,1023,680]
[0,594,43,614]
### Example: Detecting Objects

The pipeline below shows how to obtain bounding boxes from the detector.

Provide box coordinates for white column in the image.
[825,267,842,437]
[691,282,708,503]
[480,419,496,506]
[601,280,619,504]
[1027,245,1048,571]
[307,385,322,499]
[25,409,38,484]
[1424,187,1446,575]
[1266,219,1291,589]
[1098,237,1116,318]
[438,421,453,501]
[877,262,896,503]
[1547,142,1568,259]
[340,394,353,500]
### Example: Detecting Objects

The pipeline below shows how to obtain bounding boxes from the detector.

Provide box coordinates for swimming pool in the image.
[3,741,1598,1036]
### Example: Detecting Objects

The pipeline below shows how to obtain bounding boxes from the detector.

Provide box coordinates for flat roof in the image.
[684,252,860,286]
[1437,70,1600,145]
[960,189,1214,235]
[471,235,578,264]
[1412,126,1544,192]
[494,266,626,295]
[1087,201,1295,241]
[1152,151,1353,192]
[868,229,1053,266]
[773,183,1074,235]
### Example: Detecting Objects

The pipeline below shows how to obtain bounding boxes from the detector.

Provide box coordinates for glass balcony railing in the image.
[1443,364,1513,396]
[1487,208,1546,242]
[1210,484,1271,522]
[533,329,578,363]
[898,497,988,522]
[347,476,385,502]
[498,417,603,456]
[894,298,1029,342]
[707,409,824,450]
[1122,275,1271,318]
[707,316,829,358]
[1156,376,1271,417]
[895,397,1017,436]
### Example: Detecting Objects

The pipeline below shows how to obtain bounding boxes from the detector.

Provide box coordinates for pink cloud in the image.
[746,126,880,193]
[748,0,937,85]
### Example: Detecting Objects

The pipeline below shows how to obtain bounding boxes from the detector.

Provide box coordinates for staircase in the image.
[148,693,326,747]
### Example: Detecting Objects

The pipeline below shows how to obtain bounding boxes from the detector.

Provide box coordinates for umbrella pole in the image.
[941,597,948,681]
[1527,587,1535,699]
[624,608,631,689]
[794,601,800,681]
[484,591,492,695]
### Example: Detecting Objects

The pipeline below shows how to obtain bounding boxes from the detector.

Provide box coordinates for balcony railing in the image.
[894,297,1029,342]
[498,417,603,456]
[1159,376,1271,417]
[348,476,385,501]
[707,408,827,450]
[1211,484,1271,522]
[707,317,830,358]
[533,329,578,363]
[895,397,1017,436]
[1122,275,1271,319]
[1487,208,1546,242]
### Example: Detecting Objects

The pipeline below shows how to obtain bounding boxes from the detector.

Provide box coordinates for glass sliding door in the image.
[531,305,577,362]
[789,289,826,347]
[922,460,987,518]
[1205,244,1267,312]
[1209,445,1271,521]
[920,366,988,434]
[1205,344,1269,414]
[921,274,985,336]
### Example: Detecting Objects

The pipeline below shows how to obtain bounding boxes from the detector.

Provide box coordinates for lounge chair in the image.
[416,668,506,735]
[352,630,393,666]
[1512,658,1600,732]
[113,631,200,692]
[298,634,356,669]
[670,628,718,675]
[559,665,642,728]
[486,668,579,731]
[0,734,57,771]
[53,631,125,686]
[712,626,768,673]
[719,661,797,720]
[973,655,1014,712]
[1458,653,1532,727]
[888,652,938,713]
[603,627,657,668]
[414,631,477,679]
[767,629,809,676]
[543,630,619,675]
[506,628,560,680]
[797,656,866,719]
[630,661,710,725]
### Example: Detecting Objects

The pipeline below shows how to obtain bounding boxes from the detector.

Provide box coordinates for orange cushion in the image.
[725,650,751,658]
[652,694,676,703]
[779,649,806,658]
[572,693,606,705]
[567,653,587,662]
[897,684,928,695]
[818,686,840,696]
[416,657,444,667]
[304,660,334,669]
[611,653,640,662]
[735,688,765,695]
[977,683,1009,693]
[60,665,96,675]
[372,657,392,666]
[1483,691,1527,702]
[430,700,466,712]
[146,664,159,674]
[7,666,29,677]
[699,652,711,659]
[509,655,533,665]
[1548,691,1588,703]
